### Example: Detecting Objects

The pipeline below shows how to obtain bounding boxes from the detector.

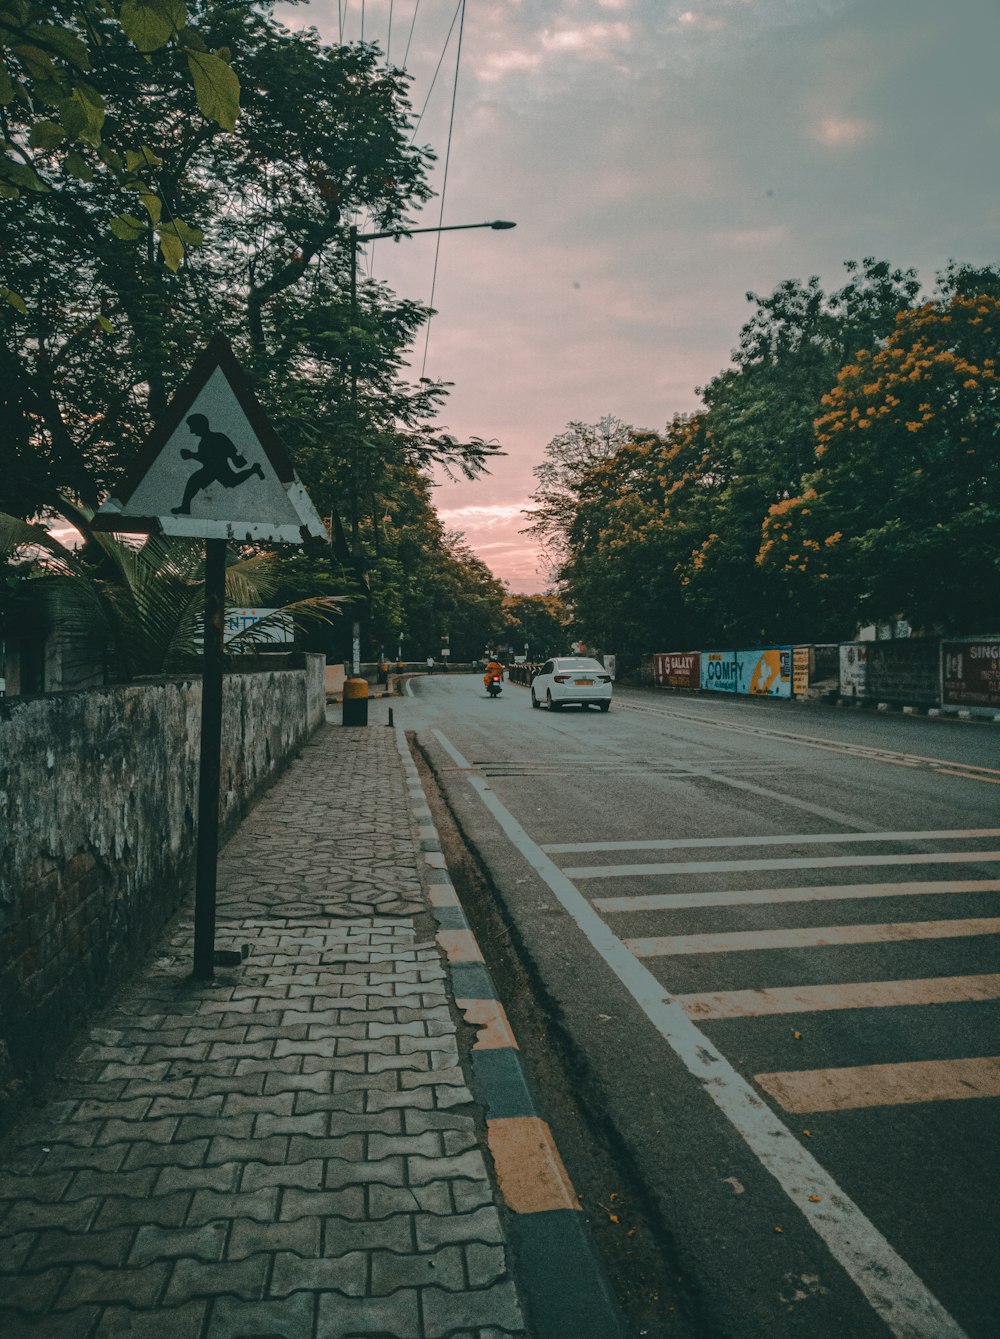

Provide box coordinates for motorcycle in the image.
[486,675,503,698]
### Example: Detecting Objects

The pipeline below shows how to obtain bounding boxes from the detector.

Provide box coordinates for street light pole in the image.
[342,218,516,675]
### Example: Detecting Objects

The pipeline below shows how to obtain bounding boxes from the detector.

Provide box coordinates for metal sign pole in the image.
[192,538,227,980]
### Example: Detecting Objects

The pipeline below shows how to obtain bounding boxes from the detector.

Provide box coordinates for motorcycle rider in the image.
[483,657,505,691]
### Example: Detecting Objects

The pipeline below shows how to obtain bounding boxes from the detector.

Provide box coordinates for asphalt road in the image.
[402,674,999,1339]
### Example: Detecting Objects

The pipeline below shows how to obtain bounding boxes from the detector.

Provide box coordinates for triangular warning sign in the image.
[95,335,328,544]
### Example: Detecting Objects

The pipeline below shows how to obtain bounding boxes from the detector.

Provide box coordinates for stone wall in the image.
[0,655,325,1125]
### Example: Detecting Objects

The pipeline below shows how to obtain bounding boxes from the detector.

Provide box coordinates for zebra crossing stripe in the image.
[594,878,1000,912]
[566,849,1000,879]
[754,1056,1000,1113]
[545,827,1000,854]
[675,973,1000,1019]
[625,916,1000,957]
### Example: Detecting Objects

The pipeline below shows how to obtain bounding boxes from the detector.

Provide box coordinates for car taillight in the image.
[553,674,569,683]
[598,675,611,683]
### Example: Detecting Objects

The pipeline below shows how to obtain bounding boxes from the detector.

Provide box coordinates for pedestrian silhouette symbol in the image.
[172,413,265,515]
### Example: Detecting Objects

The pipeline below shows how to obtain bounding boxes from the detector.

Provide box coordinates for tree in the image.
[501,592,570,660]
[2,6,505,666]
[757,286,1000,633]
[522,416,634,576]
[682,259,922,642]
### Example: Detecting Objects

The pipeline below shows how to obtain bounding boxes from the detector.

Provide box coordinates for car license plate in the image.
[575,678,594,685]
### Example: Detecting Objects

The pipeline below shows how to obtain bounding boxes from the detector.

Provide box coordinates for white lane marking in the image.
[431,727,968,1339]
[565,850,1000,879]
[594,878,1000,913]
[544,827,1000,855]
[618,697,1000,778]
[936,768,1000,786]
[676,974,1000,1019]
[625,917,1000,958]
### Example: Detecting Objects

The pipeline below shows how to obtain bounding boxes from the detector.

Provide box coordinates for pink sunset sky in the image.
[293,0,998,593]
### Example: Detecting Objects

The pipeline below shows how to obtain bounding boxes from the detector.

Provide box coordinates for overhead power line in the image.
[421,0,467,379]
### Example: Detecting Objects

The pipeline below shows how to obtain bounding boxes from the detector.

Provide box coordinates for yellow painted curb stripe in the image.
[436,928,484,963]
[487,1116,581,1213]
[756,1056,1000,1113]
[456,997,519,1050]
[626,916,1000,958]
[677,973,1000,1019]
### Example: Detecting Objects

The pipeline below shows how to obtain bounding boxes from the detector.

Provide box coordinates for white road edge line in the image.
[431,726,968,1339]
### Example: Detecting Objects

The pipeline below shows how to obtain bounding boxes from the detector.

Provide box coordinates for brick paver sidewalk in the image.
[0,713,528,1338]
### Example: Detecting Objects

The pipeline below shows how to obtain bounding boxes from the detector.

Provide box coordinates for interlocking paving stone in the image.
[278,1187,365,1222]
[186,1189,278,1226]
[422,1280,527,1335]
[0,724,526,1339]
[370,1243,467,1293]
[415,1206,505,1250]
[316,1288,421,1339]
[55,1260,172,1309]
[128,1222,228,1266]
[163,1253,269,1305]
[206,1291,315,1339]
[240,1159,325,1192]
[94,1192,190,1230]
[124,1139,210,1171]
[4,1200,99,1235]
[0,1307,100,1338]
[226,1216,321,1260]
[93,1301,208,1338]
[268,1249,367,1296]
[323,1212,414,1256]
[26,1227,134,1271]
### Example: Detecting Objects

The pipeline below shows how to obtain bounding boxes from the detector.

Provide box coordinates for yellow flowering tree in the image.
[758,282,1000,631]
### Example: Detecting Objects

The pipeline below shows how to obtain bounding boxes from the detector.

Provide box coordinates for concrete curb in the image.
[393,725,632,1339]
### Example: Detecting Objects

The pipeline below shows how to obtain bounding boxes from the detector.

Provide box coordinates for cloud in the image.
[814,116,875,148]
[477,48,544,82]
[539,22,631,55]
[437,503,528,531]
[677,11,726,32]
[711,225,790,248]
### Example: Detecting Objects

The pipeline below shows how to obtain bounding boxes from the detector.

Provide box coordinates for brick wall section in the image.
[0,655,325,1128]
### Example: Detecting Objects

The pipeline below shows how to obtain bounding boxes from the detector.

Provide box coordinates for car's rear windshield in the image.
[556,659,603,671]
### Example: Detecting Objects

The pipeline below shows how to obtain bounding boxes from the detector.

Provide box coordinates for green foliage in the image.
[501,592,570,660]
[0,0,240,289]
[0,508,345,680]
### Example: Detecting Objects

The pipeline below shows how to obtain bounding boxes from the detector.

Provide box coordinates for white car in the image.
[530,657,613,712]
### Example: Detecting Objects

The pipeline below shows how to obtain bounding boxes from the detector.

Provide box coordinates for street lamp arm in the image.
[351,220,516,245]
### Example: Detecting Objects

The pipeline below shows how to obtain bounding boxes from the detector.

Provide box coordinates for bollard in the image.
[342,676,369,726]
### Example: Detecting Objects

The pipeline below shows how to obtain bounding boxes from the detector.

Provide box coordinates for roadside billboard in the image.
[701,650,740,693]
[224,607,293,645]
[942,638,1000,710]
[839,643,868,698]
[653,651,700,689]
[866,639,939,706]
[739,647,792,697]
[793,646,811,697]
